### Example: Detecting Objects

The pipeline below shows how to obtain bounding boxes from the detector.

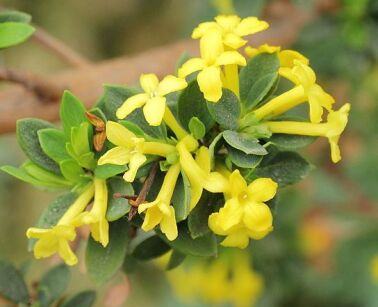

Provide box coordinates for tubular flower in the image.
[98,121,175,182]
[192,15,269,50]
[266,103,351,163]
[209,170,277,248]
[74,178,109,247]
[138,163,181,241]
[245,44,309,68]
[254,60,335,123]
[178,30,246,102]
[26,184,95,265]
[116,73,187,126]
[176,136,229,209]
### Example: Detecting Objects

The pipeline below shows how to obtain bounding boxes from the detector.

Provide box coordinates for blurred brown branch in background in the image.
[0,0,333,134]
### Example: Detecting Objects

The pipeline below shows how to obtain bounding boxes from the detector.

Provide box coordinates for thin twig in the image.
[0,68,63,101]
[32,26,91,68]
[128,162,159,220]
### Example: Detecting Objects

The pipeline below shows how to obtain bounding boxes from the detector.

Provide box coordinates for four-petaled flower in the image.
[192,15,269,50]
[178,30,246,102]
[209,170,277,248]
[116,73,187,126]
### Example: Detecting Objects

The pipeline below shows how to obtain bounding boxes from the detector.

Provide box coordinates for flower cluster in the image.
[2,14,350,268]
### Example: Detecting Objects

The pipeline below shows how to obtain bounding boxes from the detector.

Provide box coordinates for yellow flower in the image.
[98,121,175,182]
[116,73,187,126]
[192,15,269,50]
[209,170,277,248]
[371,254,378,283]
[266,103,351,163]
[26,184,95,265]
[178,30,246,102]
[245,44,309,68]
[254,60,335,123]
[74,178,109,247]
[176,137,229,209]
[138,163,181,241]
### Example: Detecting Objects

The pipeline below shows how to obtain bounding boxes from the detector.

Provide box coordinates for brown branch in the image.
[0,2,319,134]
[0,68,63,101]
[32,26,91,68]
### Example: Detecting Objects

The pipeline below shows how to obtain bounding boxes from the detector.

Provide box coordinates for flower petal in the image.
[208,213,228,236]
[229,170,248,198]
[215,15,240,31]
[116,93,148,119]
[215,198,244,231]
[243,203,273,234]
[247,178,278,202]
[235,17,269,36]
[215,51,246,66]
[200,30,223,64]
[98,146,131,165]
[158,75,187,96]
[195,146,211,174]
[223,33,247,49]
[197,66,223,102]
[58,240,78,266]
[123,152,147,182]
[143,96,166,126]
[140,73,159,94]
[160,206,178,241]
[279,50,309,68]
[221,229,250,249]
[141,205,162,232]
[178,58,205,78]
[292,61,316,89]
[192,21,219,39]
[105,121,136,147]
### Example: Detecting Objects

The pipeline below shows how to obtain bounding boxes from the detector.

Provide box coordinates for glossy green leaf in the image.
[172,172,191,222]
[70,122,92,157]
[188,193,213,239]
[160,223,217,257]
[95,164,127,180]
[61,290,96,307]
[269,134,317,150]
[255,151,313,187]
[178,81,215,131]
[0,259,29,304]
[60,91,88,138]
[188,117,206,139]
[106,177,133,222]
[207,89,240,130]
[239,53,280,109]
[38,128,70,163]
[0,22,34,48]
[59,159,85,183]
[132,235,171,261]
[227,145,263,168]
[16,118,60,174]
[22,161,71,187]
[223,130,267,155]
[0,10,31,23]
[86,218,129,284]
[28,192,77,250]
[166,250,186,270]
[38,264,70,307]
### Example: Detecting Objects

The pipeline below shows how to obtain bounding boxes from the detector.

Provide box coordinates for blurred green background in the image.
[0,0,377,306]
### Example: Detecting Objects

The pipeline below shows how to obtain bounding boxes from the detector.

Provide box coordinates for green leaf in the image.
[59,159,85,183]
[38,128,70,163]
[70,122,92,157]
[60,91,88,138]
[16,118,60,174]
[188,193,213,239]
[106,177,133,222]
[160,223,217,257]
[269,134,317,150]
[178,81,215,132]
[86,218,129,284]
[132,235,171,261]
[209,132,224,165]
[172,172,191,222]
[119,120,145,138]
[239,53,280,109]
[28,192,78,250]
[61,290,96,307]
[0,22,34,48]
[0,259,29,304]
[226,145,263,168]
[38,264,70,307]
[207,89,240,130]
[127,108,167,140]
[188,117,206,139]
[166,250,186,270]
[255,151,313,187]
[22,161,71,187]
[95,164,127,180]
[0,10,31,23]
[223,130,267,155]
